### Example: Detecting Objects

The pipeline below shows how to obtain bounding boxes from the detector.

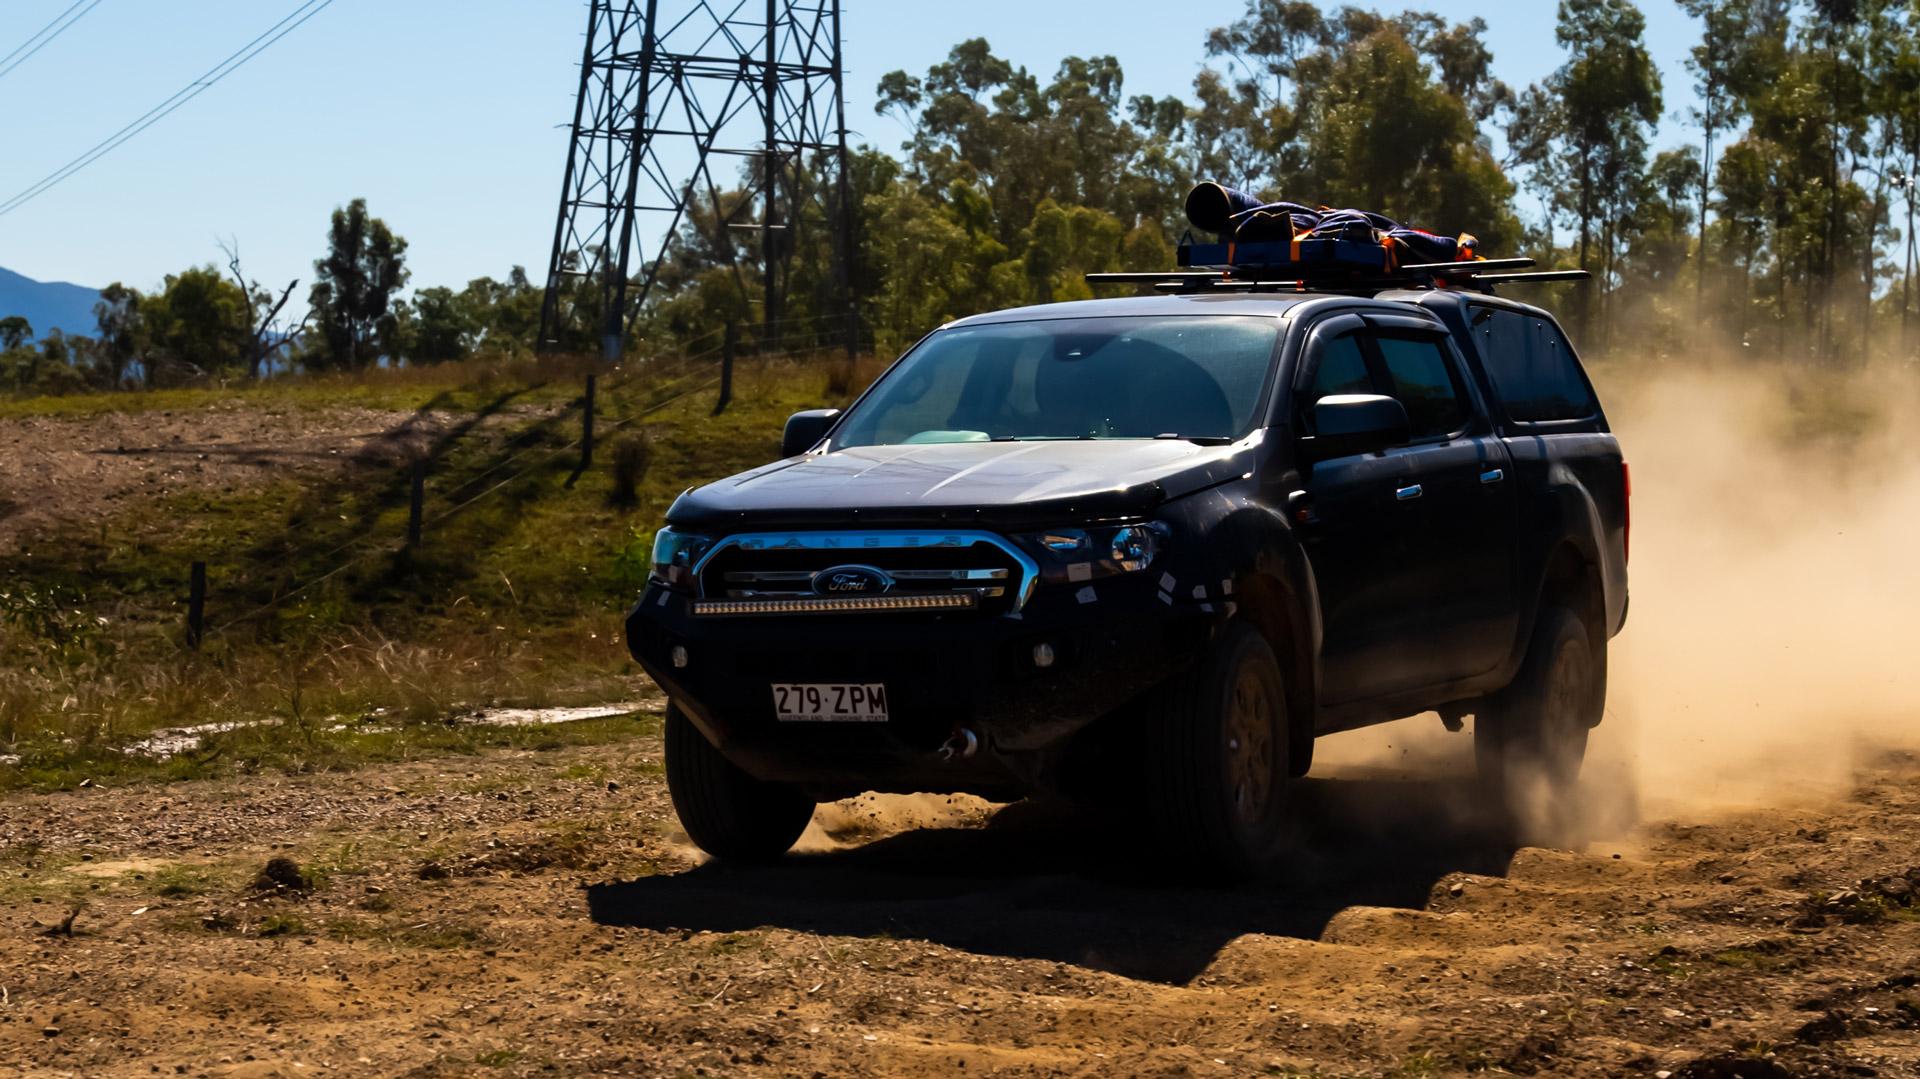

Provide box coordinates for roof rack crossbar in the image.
[1471,270,1593,283]
[1085,271,1223,283]
[1085,259,1591,295]
[1398,257,1535,274]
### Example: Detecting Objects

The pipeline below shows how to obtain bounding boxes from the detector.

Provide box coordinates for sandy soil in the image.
[0,405,452,545]
[3,723,1916,1078]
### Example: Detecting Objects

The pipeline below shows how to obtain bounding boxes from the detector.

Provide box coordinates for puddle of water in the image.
[123,719,283,759]
[0,699,668,768]
[93,699,665,761]
[461,701,657,728]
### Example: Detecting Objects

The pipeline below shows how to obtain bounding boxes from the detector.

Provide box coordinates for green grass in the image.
[1389,1050,1446,1077]
[1710,947,1790,972]
[0,349,859,792]
[1644,952,1692,979]
[148,863,233,898]
[256,913,308,937]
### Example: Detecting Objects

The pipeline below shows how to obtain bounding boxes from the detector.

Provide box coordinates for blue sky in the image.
[0,0,1702,295]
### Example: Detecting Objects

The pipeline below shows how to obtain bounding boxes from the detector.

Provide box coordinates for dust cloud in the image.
[1319,354,1920,824]
[1597,357,1920,812]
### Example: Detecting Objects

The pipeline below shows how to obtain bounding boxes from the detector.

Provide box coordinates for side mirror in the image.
[1304,394,1410,461]
[781,408,842,458]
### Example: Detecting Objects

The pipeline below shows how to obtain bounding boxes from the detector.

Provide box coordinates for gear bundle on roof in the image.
[1085,183,1591,295]
[1181,181,1479,274]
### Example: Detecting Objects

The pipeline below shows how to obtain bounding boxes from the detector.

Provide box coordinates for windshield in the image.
[830,315,1280,448]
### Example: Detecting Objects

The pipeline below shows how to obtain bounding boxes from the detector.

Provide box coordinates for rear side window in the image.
[1472,307,1597,422]
[1374,335,1469,439]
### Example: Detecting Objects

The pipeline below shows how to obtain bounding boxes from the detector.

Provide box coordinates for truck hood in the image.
[665,436,1260,530]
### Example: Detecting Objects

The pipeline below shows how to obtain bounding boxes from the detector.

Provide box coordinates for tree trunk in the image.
[1904,184,1915,361]
[1576,147,1595,344]
[1864,181,1886,366]
[1903,149,1916,363]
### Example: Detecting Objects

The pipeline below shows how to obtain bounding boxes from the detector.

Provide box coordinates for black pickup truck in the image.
[626,286,1629,873]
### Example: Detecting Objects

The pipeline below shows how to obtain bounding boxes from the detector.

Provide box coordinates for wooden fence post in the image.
[407,458,426,548]
[714,321,737,415]
[581,374,597,472]
[186,561,206,650]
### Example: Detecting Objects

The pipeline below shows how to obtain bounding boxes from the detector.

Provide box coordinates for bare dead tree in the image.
[219,237,303,379]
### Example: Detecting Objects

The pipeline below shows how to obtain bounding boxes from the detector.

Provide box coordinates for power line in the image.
[0,0,335,219]
[0,0,103,83]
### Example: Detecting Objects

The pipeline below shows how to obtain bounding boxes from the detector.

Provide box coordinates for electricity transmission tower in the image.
[538,0,855,360]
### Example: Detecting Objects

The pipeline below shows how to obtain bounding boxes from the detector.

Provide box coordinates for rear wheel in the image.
[664,703,814,862]
[1476,605,1597,835]
[1145,623,1292,878]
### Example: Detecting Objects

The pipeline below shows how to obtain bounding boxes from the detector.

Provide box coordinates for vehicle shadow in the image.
[586,771,1531,985]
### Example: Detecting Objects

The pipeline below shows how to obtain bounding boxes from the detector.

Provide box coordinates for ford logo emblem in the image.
[812,564,894,596]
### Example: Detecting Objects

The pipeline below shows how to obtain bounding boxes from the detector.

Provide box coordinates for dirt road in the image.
[3,718,1916,1078]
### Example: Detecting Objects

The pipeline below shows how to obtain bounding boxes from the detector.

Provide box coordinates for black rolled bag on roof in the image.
[1182,181,1478,268]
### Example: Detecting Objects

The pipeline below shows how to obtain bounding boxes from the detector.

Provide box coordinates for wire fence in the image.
[192,317,863,644]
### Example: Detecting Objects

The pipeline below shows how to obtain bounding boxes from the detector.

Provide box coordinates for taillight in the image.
[1621,461,1631,564]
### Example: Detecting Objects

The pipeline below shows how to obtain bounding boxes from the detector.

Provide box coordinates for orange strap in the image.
[1226,242,1236,265]
[1380,234,1397,272]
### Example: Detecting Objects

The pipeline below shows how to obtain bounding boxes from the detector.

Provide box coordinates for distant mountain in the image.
[0,265,101,342]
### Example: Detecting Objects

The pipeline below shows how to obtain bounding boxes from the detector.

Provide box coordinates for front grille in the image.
[694,530,1035,616]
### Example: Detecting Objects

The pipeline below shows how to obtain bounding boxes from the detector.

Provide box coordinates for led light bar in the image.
[691,593,978,617]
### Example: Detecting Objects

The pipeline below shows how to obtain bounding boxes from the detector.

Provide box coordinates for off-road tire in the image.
[1145,622,1292,878]
[664,703,814,862]
[1476,605,1598,834]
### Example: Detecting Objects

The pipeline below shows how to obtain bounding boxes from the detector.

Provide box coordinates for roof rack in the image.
[1090,227,1597,293]
[1087,254,1590,296]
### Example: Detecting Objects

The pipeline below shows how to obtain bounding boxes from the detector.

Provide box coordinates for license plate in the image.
[771,683,889,723]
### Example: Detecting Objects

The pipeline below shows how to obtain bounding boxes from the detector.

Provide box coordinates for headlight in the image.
[1107,523,1165,572]
[1015,521,1169,581]
[650,528,714,591]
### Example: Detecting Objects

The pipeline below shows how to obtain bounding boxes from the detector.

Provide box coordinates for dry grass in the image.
[0,350,880,791]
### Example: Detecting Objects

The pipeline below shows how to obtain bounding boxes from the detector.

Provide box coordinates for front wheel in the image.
[1476,605,1598,835]
[1144,623,1292,878]
[664,703,815,862]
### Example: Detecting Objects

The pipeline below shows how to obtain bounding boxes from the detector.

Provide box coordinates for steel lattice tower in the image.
[538,0,854,358]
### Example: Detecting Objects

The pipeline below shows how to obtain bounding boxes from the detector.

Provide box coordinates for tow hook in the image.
[938,727,980,761]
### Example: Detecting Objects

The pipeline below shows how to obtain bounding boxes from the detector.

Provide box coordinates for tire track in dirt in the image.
[3,731,1916,1077]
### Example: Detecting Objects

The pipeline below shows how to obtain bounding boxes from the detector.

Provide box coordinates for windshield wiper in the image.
[1154,433,1233,446]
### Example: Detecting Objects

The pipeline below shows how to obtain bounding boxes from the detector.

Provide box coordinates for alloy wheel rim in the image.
[1224,665,1276,826]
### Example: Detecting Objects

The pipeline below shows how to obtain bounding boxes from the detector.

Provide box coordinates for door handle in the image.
[1479,468,1505,485]
[1395,484,1423,501]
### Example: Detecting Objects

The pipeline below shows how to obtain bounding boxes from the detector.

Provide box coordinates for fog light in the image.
[670,645,689,669]
[1032,642,1056,669]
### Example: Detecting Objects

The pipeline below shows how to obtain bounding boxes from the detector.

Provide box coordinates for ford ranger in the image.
[625,280,1629,874]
